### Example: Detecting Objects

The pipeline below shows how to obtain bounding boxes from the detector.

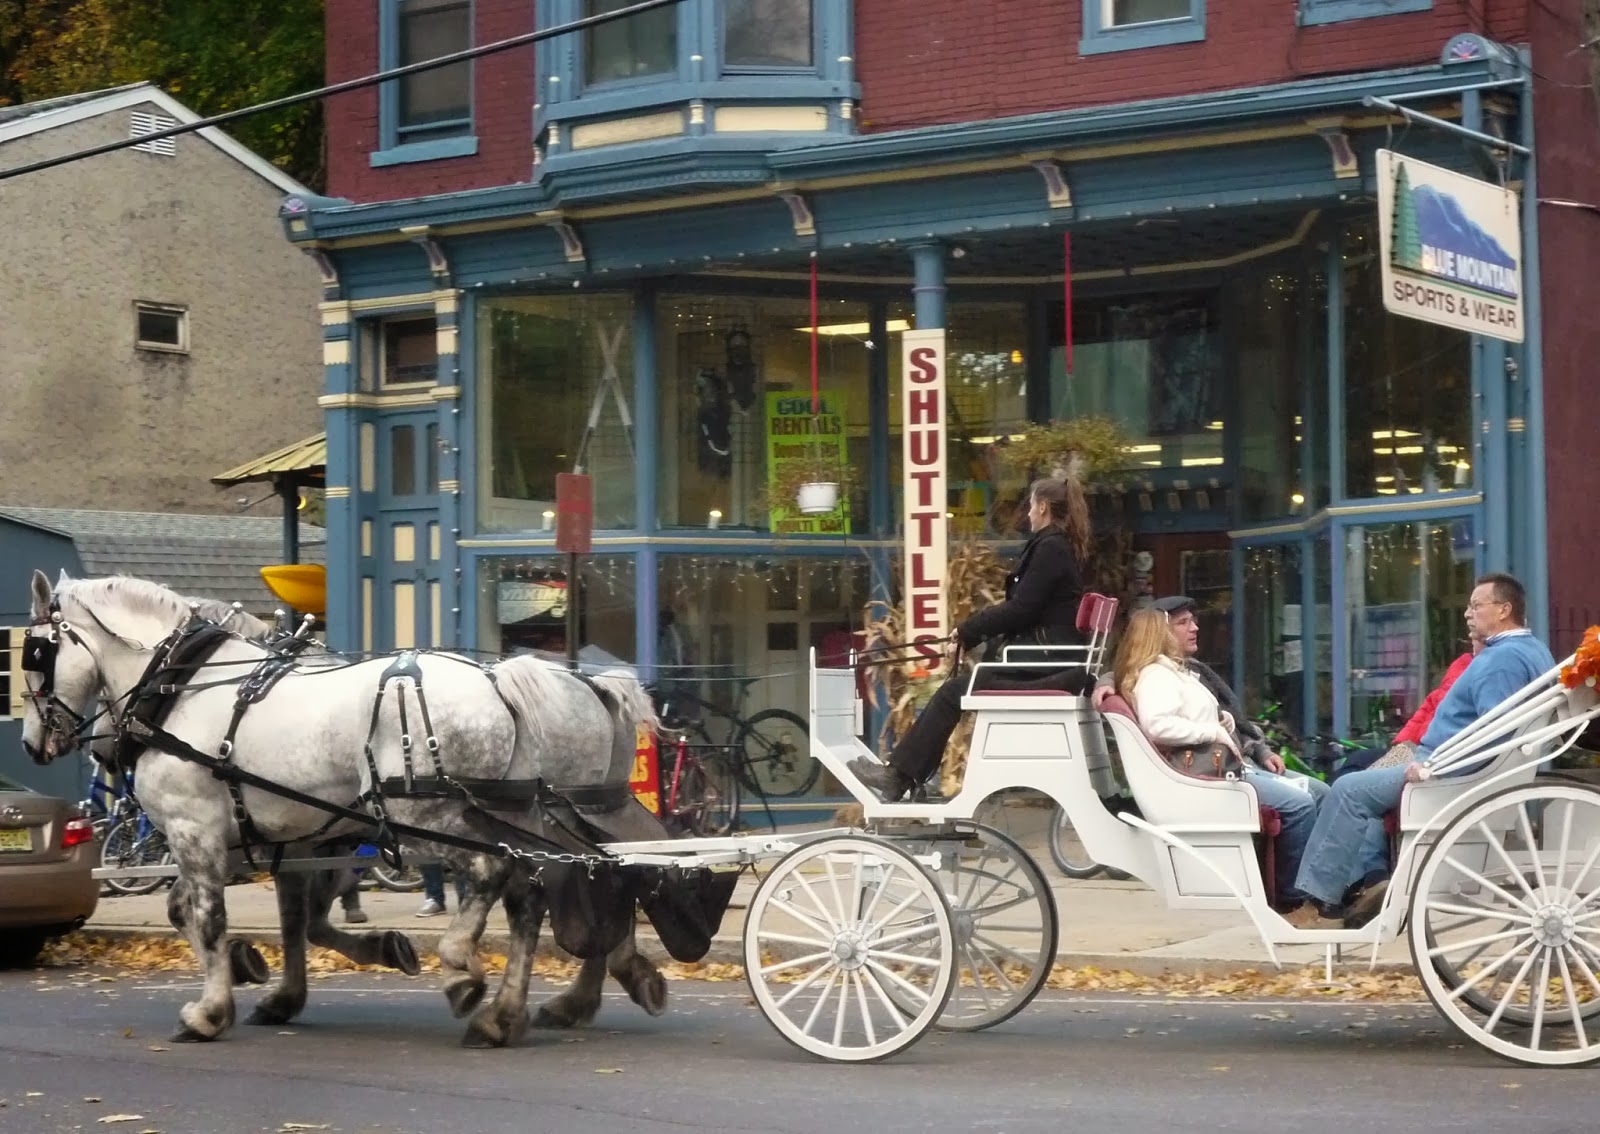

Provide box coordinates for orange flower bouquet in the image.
[1560,627,1600,689]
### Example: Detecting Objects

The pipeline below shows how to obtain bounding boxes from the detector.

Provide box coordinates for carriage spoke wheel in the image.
[744,835,955,1062]
[886,823,1058,1031]
[1411,782,1600,1067]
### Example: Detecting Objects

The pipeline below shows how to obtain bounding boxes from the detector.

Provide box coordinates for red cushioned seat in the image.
[967,689,1077,696]
[1257,806,1282,905]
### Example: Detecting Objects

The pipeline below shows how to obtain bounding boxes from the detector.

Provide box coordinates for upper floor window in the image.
[360,315,439,388]
[375,0,479,166]
[1082,0,1205,54]
[135,302,188,354]
[1296,0,1430,25]
[725,0,814,69]
[584,0,678,85]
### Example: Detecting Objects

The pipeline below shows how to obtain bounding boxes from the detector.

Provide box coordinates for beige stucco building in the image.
[0,83,321,514]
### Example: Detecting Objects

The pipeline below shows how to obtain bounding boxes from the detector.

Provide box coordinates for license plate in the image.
[0,828,32,852]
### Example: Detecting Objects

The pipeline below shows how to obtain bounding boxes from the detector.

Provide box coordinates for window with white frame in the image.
[1,628,21,722]
[135,302,188,353]
[1082,0,1204,53]
[1297,0,1431,26]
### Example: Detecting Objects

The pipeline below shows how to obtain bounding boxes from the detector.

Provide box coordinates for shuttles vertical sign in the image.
[900,328,948,662]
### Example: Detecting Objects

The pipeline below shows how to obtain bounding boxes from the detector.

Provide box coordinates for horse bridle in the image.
[21,597,152,755]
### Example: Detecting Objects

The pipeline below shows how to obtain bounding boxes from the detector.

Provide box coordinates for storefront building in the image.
[285,1,1600,808]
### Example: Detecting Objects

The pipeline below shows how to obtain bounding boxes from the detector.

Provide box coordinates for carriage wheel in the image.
[888,823,1058,1031]
[1410,782,1600,1067]
[744,835,955,1062]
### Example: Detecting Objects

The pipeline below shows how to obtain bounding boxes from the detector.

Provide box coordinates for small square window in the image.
[584,0,678,85]
[725,0,813,69]
[135,303,188,353]
[383,317,438,385]
[1082,0,1205,54]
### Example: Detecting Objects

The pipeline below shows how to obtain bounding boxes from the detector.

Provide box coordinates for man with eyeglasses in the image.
[1283,572,1554,928]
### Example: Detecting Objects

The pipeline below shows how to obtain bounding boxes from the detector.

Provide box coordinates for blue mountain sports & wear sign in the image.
[1376,150,1524,343]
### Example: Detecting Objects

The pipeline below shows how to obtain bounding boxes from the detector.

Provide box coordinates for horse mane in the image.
[56,574,278,641]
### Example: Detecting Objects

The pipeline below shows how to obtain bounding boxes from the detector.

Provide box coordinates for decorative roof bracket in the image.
[1306,118,1359,179]
[401,225,451,285]
[777,190,816,239]
[1028,158,1074,208]
[551,219,586,264]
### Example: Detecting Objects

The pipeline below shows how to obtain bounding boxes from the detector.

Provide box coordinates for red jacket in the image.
[1394,652,1474,745]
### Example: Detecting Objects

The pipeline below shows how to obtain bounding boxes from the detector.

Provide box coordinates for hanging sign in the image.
[766,390,852,535]
[1376,149,1523,343]
[900,328,948,660]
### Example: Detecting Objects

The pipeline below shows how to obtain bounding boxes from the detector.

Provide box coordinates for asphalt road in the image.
[0,967,1594,1134]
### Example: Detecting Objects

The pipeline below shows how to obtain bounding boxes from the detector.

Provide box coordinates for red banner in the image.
[630,725,660,815]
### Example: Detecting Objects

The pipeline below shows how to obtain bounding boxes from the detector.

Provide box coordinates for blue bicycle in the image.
[84,769,172,896]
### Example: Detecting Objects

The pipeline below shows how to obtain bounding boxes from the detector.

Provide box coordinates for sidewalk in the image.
[84,805,1416,977]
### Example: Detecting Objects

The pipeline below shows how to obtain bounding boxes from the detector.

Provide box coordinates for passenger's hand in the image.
[1405,762,1430,784]
[1219,709,1237,734]
[1264,752,1286,775]
[1090,683,1113,710]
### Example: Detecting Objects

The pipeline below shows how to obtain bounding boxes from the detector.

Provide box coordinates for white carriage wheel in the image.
[885,823,1058,1032]
[743,834,956,1063]
[1410,782,1600,1068]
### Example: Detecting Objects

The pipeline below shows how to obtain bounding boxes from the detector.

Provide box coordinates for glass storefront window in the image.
[656,294,870,532]
[477,292,636,532]
[888,301,1031,538]
[1236,267,1305,522]
[477,554,637,664]
[658,553,871,798]
[1343,222,1473,501]
[1343,516,1477,738]
[1240,543,1304,726]
[1047,291,1224,479]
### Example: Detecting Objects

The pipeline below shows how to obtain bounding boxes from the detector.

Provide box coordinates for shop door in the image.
[375,413,442,651]
[1133,532,1234,666]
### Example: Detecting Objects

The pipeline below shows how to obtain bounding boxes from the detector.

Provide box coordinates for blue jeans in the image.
[420,863,467,906]
[1293,763,1412,905]
[1245,769,1389,906]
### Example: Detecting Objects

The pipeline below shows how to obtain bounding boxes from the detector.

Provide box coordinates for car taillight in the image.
[61,817,95,848]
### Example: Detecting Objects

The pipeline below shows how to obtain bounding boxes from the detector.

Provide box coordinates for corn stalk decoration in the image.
[860,415,1135,793]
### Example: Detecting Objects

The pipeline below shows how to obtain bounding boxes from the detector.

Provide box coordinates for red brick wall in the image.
[855,1,1527,130]
[325,0,534,203]
[1528,3,1600,625]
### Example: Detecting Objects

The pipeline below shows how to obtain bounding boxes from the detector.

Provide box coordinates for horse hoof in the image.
[229,940,270,985]
[171,1024,217,1044]
[632,968,668,1018]
[380,931,421,976]
[462,1008,528,1049]
[533,1000,596,1030]
[245,1001,299,1027]
[445,978,486,1019]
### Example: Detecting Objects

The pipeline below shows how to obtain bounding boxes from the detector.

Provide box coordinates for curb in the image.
[72,925,1416,978]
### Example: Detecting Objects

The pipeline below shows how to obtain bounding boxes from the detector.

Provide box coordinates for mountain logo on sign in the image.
[1390,162,1518,300]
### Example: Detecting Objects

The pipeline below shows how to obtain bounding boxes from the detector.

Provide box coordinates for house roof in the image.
[0,506,325,616]
[0,82,306,196]
[212,433,327,488]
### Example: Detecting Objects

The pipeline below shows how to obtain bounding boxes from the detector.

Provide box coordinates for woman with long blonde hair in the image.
[1112,607,1241,779]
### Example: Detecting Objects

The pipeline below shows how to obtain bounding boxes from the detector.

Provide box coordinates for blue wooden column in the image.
[633,285,660,676]
[1325,236,1350,740]
[1515,50,1550,637]
[321,317,360,654]
[434,290,464,646]
[910,242,947,330]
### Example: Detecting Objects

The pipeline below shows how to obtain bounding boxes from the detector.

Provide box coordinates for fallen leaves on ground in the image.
[35,932,1434,1002]
[96,1115,144,1124]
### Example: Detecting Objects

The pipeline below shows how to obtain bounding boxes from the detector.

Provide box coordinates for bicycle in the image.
[1252,700,1386,782]
[86,771,173,896]
[657,729,743,837]
[652,678,816,798]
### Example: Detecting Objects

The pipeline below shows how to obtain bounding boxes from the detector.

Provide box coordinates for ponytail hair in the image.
[1028,474,1092,561]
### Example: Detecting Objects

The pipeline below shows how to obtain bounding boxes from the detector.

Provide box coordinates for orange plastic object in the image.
[260,564,327,616]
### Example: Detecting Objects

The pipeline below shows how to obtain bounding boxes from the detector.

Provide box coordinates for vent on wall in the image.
[130,111,178,156]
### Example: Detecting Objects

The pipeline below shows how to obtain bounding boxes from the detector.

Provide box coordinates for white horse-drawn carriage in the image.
[20,573,1600,1068]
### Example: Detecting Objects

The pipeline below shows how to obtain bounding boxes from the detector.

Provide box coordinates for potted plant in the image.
[763,413,859,516]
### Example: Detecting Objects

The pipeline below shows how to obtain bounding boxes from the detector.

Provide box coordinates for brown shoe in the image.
[1342,880,1389,928]
[1283,902,1343,929]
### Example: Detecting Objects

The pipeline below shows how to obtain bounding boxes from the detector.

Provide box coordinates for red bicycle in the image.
[658,729,742,837]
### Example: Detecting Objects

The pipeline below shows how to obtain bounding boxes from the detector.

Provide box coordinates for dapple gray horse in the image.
[20,571,673,1046]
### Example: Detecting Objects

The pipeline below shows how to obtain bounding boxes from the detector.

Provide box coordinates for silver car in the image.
[0,771,98,967]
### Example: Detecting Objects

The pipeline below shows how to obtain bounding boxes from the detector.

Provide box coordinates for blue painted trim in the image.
[1298,532,1317,739]
[1328,522,1348,739]
[461,538,900,558]
[910,243,945,329]
[634,284,659,534]
[378,0,475,155]
[1326,232,1346,507]
[1229,538,1246,706]
[867,299,891,537]
[461,548,480,655]
[1081,0,1205,56]
[435,296,463,647]
[635,545,658,679]
[370,135,480,168]
[1516,50,1549,638]
[1296,0,1430,26]
[458,290,481,543]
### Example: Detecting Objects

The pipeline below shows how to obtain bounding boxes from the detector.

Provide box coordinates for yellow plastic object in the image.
[260,564,327,616]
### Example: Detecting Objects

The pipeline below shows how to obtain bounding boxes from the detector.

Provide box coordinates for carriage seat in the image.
[1099,694,1283,902]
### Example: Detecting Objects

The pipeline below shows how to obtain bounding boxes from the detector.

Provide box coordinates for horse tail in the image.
[586,668,659,736]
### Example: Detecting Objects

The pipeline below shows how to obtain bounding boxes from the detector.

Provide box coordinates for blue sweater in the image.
[1419,630,1555,762]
